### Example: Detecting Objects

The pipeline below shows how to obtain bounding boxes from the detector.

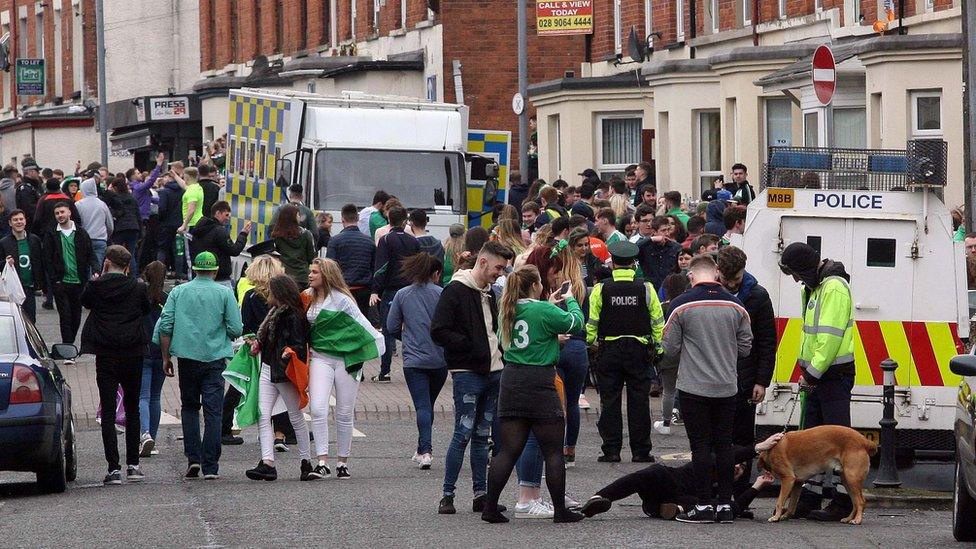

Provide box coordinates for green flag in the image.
[222,342,261,428]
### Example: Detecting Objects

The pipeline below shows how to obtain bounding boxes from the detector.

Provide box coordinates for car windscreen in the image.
[0,316,18,355]
[315,149,464,213]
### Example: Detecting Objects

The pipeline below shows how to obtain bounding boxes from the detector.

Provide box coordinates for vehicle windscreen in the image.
[0,316,18,355]
[315,149,464,212]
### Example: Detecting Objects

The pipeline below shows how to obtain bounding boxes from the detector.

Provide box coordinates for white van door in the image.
[849,220,915,321]
[777,216,849,318]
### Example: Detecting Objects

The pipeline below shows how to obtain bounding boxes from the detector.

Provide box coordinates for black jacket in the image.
[0,233,44,291]
[637,238,681,290]
[109,192,141,233]
[734,272,776,391]
[16,181,40,228]
[326,226,376,288]
[157,180,185,228]
[430,279,499,374]
[189,216,247,281]
[372,227,420,294]
[80,272,151,357]
[241,289,270,335]
[142,293,167,360]
[199,178,222,218]
[43,226,95,285]
[259,307,309,383]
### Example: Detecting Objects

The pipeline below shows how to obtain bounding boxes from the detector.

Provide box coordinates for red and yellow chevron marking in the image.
[774,318,966,387]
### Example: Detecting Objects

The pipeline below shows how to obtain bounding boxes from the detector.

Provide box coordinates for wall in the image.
[0,122,101,170]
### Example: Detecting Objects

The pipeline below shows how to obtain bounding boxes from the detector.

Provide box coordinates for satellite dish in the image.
[627,26,648,63]
[0,33,9,72]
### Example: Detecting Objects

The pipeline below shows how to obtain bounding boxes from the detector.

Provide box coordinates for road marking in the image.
[659,452,691,461]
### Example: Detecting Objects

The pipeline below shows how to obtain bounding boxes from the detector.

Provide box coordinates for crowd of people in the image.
[7,152,867,525]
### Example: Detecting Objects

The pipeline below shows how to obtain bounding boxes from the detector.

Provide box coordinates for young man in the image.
[370,206,420,382]
[76,178,114,268]
[721,205,747,247]
[409,209,445,261]
[177,166,204,236]
[33,178,82,236]
[683,216,706,249]
[634,162,655,206]
[716,246,776,497]
[690,234,720,256]
[638,185,658,210]
[1,209,44,322]
[570,183,596,223]
[586,241,664,463]
[729,163,756,205]
[521,201,541,238]
[629,204,656,244]
[661,254,752,523]
[154,251,244,480]
[196,164,223,219]
[80,245,151,485]
[155,171,185,275]
[636,216,681,290]
[326,203,376,316]
[431,241,515,515]
[43,202,96,346]
[596,208,625,246]
[266,183,315,239]
[188,201,252,289]
[358,190,389,237]
[663,191,689,228]
[533,185,568,229]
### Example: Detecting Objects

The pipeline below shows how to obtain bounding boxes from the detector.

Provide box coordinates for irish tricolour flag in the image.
[310,301,385,380]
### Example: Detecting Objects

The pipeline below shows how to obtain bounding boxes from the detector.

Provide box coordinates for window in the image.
[329,0,337,47]
[274,1,284,53]
[710,0,719,32]
[866,238,896,268]
[597,115,643,179]
[697,111,722,195]
[35,9,43,59]
[911,90,942,137]
[778,0,786,18]
[843,0,857,26]
[742,0,751,26]
[548,114,561,178]
[924,0,934,12]
[613,0,622,55]
[815,0,822,11]
[351,0,357,40]
[645,0,653,40]
[23,315,48,359]
[804,111,820,147]
[676,0,684,41]
[400,0,407,29]
[834,108,866,148]
[256,142,267,182]
[0,316,20,356]
[18,16,26,58]
[53,7,62,96]
[806,236,823,256]
[372,0,380,33]
[765,98,793,148]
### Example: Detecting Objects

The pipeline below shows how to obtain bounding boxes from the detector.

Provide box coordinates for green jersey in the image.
[502,297,583,366]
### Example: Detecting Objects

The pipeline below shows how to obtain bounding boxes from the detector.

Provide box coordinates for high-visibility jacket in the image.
[586,268,664,349]
[798,275,854,380]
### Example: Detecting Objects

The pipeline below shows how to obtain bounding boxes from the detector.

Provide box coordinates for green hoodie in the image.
[274,229,316,286]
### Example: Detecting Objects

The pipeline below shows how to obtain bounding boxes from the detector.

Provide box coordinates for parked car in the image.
[0,299,78,493]
[950,350,976,541]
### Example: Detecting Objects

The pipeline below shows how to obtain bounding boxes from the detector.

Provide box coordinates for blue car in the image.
[0,299,78,493]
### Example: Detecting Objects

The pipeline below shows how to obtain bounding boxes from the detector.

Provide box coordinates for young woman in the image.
[245,275,313,481]
[494,218,527,255]
[441,223,466,286]
[677,247,693,273]
[666,215,689,246]
[386,253,446,469]
[272,204,317,288]
[481,265,585,524]
[138,261,168,457]
[304,258,383,479]
[616,212,635,239]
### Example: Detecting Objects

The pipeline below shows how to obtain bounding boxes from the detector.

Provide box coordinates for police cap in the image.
[608,240,639,262]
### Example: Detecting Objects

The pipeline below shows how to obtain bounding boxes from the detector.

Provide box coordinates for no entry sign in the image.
[812,45,836,106]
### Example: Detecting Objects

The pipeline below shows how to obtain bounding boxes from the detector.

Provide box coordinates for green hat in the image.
[192,251,219,271]
[607,240,639,262]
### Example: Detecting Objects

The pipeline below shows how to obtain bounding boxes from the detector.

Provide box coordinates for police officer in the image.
[586,240,664,463]
[779,242,855,522]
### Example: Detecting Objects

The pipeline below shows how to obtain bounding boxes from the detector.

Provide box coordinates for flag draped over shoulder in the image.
[310,308,385,378]
[222,341,261,428]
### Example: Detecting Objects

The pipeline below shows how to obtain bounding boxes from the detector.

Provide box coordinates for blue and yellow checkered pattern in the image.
[466,130,511,229]
[226,94,291,238]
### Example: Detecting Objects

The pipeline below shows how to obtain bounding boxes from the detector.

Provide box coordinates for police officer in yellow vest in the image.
[779,242,856,522]
[586,240,664,463]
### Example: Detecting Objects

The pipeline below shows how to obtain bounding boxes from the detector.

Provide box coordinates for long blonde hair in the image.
[494,218,526,255]
[499,265,540,350]
[245,255,285,299]
[309,257,353,301]
[609,194,630,219]
[443,225,466,267]
[553,244,586,302]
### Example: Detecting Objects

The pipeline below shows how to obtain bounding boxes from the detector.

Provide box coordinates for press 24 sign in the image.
[536,1,593,36]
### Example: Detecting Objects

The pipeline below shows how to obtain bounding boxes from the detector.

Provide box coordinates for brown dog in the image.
[758,425,878,525]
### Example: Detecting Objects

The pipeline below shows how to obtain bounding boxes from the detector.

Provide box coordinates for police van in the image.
[739,143,968,460]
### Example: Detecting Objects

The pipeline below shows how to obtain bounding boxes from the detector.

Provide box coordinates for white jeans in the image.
[258,364,311,461]
[308,353,361,458]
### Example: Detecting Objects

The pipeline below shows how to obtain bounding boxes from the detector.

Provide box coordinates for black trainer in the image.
[103,470,122,485]
[185,462,201,479]
[305,463,331,480]
[336,464,350,479]
[438,495,457,514]
[597,454,621,463]
[808,498,853,522]
[274,438,289,452]
[716,505,734,524]
[300,459,313,481]
[472,494,507,513]
[580,496,612,518]
[221,435,244,446]
[245,461,278,481]
[676,505,716,524]
[553,508,585,523]
[632,454,655,463]
[481,510,509,524]
[371,374,392,383]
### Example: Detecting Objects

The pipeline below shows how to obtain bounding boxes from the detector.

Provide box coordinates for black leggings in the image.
[485,417,567,513]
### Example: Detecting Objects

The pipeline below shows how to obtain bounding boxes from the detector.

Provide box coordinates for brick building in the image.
[529,0,965,209]
[193,0,586,176]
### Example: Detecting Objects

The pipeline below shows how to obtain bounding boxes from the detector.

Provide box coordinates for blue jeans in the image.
[378,290,397,376]
[443,370,500,497]
[515,432,543,488]
[403,367,448,455]
[91,239,107,270]
[177,358,225,475]
[557,338,589,448]
[140,357,165,439]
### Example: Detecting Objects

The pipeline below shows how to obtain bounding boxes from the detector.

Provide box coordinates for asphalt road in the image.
[0,419,959,548]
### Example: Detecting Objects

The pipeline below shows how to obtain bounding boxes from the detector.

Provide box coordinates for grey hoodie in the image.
[0,178,15,214]
[75,178,113,241]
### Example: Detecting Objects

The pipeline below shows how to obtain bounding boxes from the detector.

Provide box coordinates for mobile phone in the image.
[559,281,571,295]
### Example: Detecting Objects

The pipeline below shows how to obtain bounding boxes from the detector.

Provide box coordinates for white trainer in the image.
[653,420,672,435]
[514,499,555,519]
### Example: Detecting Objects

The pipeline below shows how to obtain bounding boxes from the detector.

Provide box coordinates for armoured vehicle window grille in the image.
[866,238,896,268]
[806,236,822,256]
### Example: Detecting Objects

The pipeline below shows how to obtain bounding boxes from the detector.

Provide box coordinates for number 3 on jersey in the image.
[512,320,530,349]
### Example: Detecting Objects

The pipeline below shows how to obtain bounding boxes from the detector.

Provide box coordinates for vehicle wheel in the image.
[36,426,67,494]
[954,459,976,541]
[64,416,77,482]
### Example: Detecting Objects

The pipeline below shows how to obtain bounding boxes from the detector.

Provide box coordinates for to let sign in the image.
[537,1,593,36]
[16,59,44,96]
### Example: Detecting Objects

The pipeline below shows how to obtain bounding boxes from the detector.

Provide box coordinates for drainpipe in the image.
[752,0,759,46]
[171,0,180,92]
[688,0,697,59]
[898,0,906,35]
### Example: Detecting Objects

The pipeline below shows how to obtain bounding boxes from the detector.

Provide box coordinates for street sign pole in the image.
[812,45,837,148]
[517,0,528,188]
[964,0,976,229]
[95,0,108,166]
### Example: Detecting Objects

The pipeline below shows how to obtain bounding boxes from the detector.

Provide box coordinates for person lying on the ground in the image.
[581,433,782,520]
